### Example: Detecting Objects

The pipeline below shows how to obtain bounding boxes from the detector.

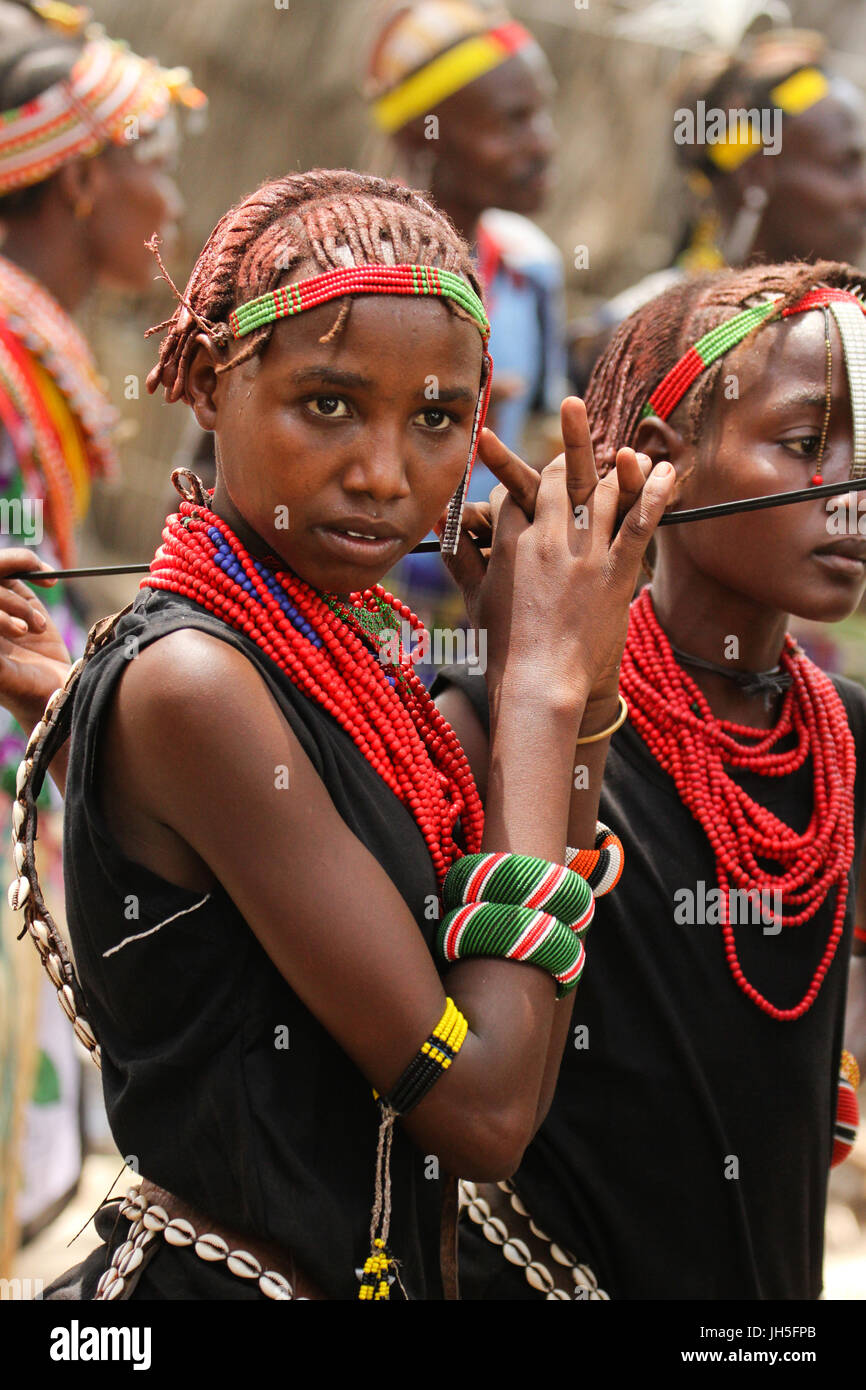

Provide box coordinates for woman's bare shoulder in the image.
[96,626,294,891]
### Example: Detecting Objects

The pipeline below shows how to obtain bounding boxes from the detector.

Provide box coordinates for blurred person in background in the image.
[569,28,866,688]
[0,0,203,1275]
[675,29,866,273]
[365,0,568,653]
[572,29,866,391]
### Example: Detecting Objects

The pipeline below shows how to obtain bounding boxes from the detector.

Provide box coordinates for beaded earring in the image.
[440,349,493,555]
[810,306,833,487]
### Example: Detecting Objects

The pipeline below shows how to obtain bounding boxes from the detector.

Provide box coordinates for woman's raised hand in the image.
[0,548,71,729]
[437,397,675,708]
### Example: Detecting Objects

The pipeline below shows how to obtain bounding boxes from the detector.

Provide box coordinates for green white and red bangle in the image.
[437,851,595,998]
[436,900,586,998]
[444,851,594,935]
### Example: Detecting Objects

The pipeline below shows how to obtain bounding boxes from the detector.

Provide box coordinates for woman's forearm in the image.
[567,689,620,847]
[482,676,587,861]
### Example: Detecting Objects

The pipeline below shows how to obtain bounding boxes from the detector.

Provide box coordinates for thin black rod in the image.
[5,475,866,579]
[415,474,866,550]
[657,473,866,526]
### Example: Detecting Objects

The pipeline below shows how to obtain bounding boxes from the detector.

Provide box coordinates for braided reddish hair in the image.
[146,168,484,404]
[584,259,866,477]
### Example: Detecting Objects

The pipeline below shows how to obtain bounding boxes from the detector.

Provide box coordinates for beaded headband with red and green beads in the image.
[228,264,490,341]
[228,264,493,555]
[641,286,866,483]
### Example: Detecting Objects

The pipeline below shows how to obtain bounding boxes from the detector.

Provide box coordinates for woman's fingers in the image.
[475,427,539,520]
[614,448,653,514]
[433,511,487,594]
[609,461,676,577]
[0,550,57,636]
[0,547,57,587]
[586,448,662,541]
[0,578,48,631]
[0,606,41,638]
[561,397,599,515]
[459,501,492,546]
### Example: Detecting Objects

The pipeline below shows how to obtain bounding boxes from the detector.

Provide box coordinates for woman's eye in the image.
[307,396,349,418]
[784,435,822,457]
[416,408,451,430]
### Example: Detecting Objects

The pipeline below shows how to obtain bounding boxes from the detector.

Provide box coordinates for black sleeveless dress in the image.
[48,587,446,1299]
[432,662,866,1300]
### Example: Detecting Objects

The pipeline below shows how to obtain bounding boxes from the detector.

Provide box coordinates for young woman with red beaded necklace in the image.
[2,169,675,1300]
[436,260,866,1300]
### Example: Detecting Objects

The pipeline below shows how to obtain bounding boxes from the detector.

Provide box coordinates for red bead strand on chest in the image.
[620,588,856,1020]
[143,501,484,885]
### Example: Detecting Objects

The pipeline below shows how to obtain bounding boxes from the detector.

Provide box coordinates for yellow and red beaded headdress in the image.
[229,264,493,555]
[0,31,206,196]
[705,65,830,172]
[366,1,536,133]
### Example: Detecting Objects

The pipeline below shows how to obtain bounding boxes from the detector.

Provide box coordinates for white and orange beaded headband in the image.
[0,34,206,196]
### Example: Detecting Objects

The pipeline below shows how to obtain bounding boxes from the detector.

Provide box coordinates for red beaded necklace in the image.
[143,499,484,885]
[620,588,855,1020]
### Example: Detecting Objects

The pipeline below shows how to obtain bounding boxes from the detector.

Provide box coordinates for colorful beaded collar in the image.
[228,264,493,555]
[641,286,866,482]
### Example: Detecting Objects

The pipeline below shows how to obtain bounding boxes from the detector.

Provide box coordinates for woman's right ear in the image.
[184,333,223,430]
[632,416,695,506]
[632,416,685,468]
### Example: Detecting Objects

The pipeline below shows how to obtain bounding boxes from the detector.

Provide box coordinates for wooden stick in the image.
[6,475,866,578]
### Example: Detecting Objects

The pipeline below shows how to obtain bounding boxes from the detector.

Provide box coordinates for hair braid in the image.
[585,259,866,475]
[147,169,483,404]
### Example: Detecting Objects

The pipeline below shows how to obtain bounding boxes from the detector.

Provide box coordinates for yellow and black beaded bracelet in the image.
[376,997,468,1115]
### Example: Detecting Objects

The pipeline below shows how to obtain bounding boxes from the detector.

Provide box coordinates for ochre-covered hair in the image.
[147,168,484,403]
[585,260,866,475]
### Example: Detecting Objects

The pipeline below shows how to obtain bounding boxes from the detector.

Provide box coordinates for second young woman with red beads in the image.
[438,261,866,1300]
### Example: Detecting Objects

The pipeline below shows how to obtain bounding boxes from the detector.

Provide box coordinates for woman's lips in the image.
[813,539,866,576]
[314,525,404,563]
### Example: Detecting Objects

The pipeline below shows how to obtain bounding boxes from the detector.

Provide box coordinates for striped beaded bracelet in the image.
[565,822,624,898]
[832,1049,861,1168]
[375,996,468,1115]
[444,851,594,937]
[437,900,585,998]
[361,996,469,1301]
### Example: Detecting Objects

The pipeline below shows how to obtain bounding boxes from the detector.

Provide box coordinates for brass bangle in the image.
[574,693,628,745]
